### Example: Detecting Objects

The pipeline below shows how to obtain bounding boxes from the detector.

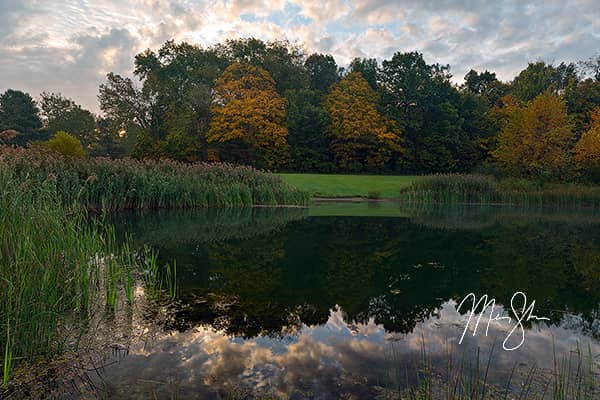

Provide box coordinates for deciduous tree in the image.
[40,92,96,145]
[285,89,330,171]
[492,92,574,180]
[207,62,289,169]
[305,53,340,93]
[324,72,403,171]
[574,106,600,181]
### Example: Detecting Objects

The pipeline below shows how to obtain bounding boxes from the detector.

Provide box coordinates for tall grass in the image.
[0,167,172,390]
[0,145,310,211]
[400,174,600,208]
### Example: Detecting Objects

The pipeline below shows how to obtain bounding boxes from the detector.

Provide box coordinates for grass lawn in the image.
[278,173,420,198]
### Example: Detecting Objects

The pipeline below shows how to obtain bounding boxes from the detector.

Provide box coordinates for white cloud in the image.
[0,0,598,112]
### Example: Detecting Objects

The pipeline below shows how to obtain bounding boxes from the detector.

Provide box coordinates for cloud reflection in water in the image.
[97,301,600,399]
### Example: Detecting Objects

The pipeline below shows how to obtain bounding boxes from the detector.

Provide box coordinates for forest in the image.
[1,38,600,182]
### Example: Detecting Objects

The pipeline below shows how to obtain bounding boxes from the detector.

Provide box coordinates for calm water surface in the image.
[101,203,600,399]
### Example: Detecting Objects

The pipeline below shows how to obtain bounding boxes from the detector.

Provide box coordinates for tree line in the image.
[2,38,600,181]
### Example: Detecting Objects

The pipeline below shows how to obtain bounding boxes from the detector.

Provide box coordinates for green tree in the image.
[512,61,577,103]
[132,131,156,159]
[46,131,86,158]
[565,78,600,135]
[40,92,97,145]
[158,130,201,162]
[218,38,308,94]
[380,52,471,172]
[324,72,403,171]
[89,117,123,158]
[580,55,600,82]
[134,41,228,160]
[462,69,507,106]
[285,89,330,171]
[207,62,289,169]
[0,89,41,144]
[304,53,340,93]
[98,73,156,135]
[348,58,379,91]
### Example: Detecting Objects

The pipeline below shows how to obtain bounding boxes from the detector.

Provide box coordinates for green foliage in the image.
[565,78,600,135]
[92,38,600,179]
[0,167,160,387]
[45,131,86,158]
[40,92,97,145]
[218,38,308,93]
[512,61,577,102]
[0,89,42,144]
[1,145,309,211]
[400,173,600,207]
[98,72,154,135]
[348,58,379,91]
[305,53,340,93]
[158,129,201,162]
[379,52,476,173]
[285,89,330,172]
[462,69,507,106]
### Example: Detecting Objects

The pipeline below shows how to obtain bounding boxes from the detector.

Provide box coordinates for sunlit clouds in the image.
[0,0,598,111]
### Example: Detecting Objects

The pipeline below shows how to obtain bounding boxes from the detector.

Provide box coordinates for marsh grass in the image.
[400,174,600,208]
[0,168,176,390]
[0,145,310,211]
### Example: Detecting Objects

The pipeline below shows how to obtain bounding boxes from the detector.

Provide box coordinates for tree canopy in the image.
[3,37,600,182]
[207,62,289,169]
[324,72,403,171]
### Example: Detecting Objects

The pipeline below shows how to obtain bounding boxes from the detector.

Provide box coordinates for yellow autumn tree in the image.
[207,62,289,169]
[491,91,574,180]
[324,72,402,171]
[574,106,600,181]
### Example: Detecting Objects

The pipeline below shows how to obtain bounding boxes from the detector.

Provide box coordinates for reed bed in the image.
[0,171,177,391]
[0,146,310,211]
[399,174,600,208]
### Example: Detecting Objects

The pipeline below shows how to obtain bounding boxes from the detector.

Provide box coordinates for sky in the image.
[1,0,599,113]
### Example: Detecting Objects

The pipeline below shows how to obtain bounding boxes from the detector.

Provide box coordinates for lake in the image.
[92,203,600,399]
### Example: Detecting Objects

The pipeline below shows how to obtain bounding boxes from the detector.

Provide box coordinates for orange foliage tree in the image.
[574,106,600,180]
[324,72,403,171]
[207,62,289,169]
[491,91,574,180]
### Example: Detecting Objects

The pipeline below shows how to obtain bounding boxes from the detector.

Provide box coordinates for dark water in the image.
[101,204,600,399]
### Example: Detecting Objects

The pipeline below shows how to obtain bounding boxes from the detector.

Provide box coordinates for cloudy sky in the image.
[1,0,598,113]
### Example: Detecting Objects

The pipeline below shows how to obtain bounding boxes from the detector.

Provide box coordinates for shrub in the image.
[46,131,85,158]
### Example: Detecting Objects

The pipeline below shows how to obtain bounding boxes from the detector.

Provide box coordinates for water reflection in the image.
[96,304,599,399]
[104,204,600,398]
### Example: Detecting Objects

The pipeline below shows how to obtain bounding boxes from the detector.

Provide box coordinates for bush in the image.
[46,131,85,158]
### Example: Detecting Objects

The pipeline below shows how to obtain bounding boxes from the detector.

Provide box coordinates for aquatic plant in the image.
[400,174,600,208]
[0,167,174,389]
[0,145,310,211]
